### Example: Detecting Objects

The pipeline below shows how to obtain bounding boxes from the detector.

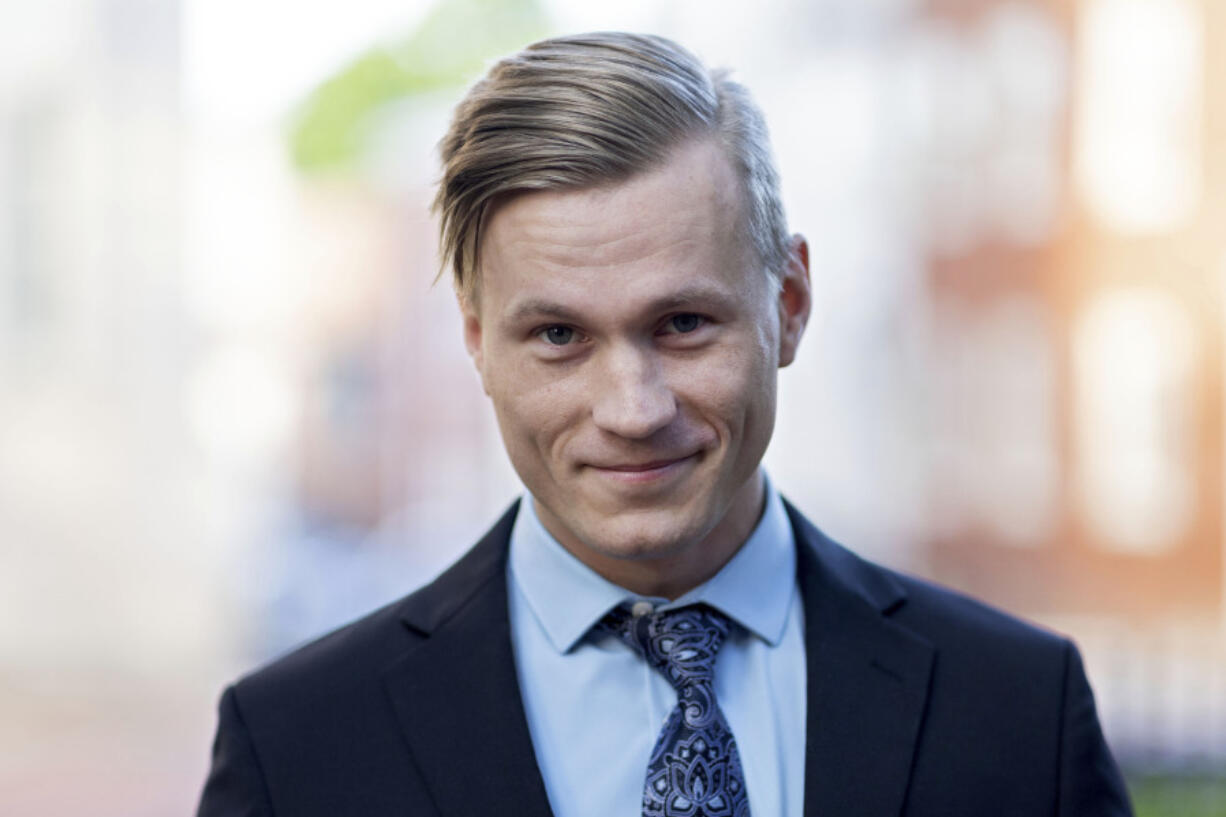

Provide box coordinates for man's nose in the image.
[591,344,678,439]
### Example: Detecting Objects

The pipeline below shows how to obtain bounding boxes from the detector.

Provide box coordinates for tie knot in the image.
[599,603,732,691]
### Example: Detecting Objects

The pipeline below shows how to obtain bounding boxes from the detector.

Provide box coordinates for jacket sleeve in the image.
[197,685,275,817]
[1057,641,1134,817]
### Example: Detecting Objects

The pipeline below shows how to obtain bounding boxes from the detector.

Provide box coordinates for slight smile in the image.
[586,454,700,485]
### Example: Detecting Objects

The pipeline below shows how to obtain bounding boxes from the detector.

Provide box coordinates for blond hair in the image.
[433,32,789,306]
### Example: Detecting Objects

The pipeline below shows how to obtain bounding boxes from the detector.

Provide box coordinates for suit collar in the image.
[395,501,521,636]
[785,500,934,817]
[384,499,555,817]
[784,499,908,615]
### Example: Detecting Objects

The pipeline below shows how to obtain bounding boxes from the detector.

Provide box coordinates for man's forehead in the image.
[479,139,747,272]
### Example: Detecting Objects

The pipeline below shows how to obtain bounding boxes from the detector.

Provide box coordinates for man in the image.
[198,32,1133,817]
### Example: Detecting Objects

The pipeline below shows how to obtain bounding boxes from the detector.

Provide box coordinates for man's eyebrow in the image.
[504,299,586,325]
[503,285,740,324]
[645,285,740,312]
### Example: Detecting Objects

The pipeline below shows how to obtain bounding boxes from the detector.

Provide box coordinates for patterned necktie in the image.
[599,603,752,817]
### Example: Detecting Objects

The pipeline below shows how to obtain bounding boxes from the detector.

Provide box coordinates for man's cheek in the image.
[680,358,757,414]
[497,388,574,458]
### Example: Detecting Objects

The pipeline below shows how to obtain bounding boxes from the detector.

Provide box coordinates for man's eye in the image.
[665,314,705,334]
[539,325,576,345]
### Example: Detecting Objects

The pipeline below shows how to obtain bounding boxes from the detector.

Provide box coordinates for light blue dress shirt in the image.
[507,477,807,817]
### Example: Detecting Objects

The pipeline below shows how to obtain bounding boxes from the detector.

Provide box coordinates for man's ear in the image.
[461,300,490,395]
[777,234,812,368]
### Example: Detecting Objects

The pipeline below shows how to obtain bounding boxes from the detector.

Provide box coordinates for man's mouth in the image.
[598,458,689,472]
[586,454,699,484]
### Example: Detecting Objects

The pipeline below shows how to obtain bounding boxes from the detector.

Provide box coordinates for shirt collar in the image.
[508,474,797,653]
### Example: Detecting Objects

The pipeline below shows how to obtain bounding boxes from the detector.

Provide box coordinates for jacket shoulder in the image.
[889,568,1069,655]
[849,549,1079,724]
[786,498,1068,657]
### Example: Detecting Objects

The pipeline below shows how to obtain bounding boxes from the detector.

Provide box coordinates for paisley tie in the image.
[599,604,752,817]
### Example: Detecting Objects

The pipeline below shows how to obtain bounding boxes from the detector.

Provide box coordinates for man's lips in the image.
[593,457,693,472]
[584,453,700,484]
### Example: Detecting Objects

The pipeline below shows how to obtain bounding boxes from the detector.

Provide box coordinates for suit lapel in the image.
[786,502,934,817]
[382,503,555,817]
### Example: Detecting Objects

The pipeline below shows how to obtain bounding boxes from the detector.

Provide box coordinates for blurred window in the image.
[1074,0,1203,233]
[1073,287,1197,553]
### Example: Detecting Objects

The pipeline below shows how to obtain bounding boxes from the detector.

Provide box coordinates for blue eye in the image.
[540,325,575,345]
[667,314,704,333]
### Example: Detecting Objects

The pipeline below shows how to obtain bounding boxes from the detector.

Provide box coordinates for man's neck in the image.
[535,470,767,600]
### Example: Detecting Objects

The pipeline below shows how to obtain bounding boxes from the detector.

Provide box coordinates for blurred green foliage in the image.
[1129,774,1226,817]
[289,0,548,172]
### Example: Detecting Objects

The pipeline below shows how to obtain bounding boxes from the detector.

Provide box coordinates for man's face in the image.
[463,138,810,593]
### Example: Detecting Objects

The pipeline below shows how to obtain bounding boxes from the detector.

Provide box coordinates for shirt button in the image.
[631,600,654,618]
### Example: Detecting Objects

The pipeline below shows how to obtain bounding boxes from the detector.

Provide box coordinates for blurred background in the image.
[1,0,1223,814]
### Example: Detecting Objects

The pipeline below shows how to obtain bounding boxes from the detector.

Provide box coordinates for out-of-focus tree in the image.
[289,0,548,172]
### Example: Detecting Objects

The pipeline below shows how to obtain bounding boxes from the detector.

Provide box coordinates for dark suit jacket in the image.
[197,500,1133,816]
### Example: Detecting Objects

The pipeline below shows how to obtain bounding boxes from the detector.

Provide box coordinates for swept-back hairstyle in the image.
[433,31,789,306]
